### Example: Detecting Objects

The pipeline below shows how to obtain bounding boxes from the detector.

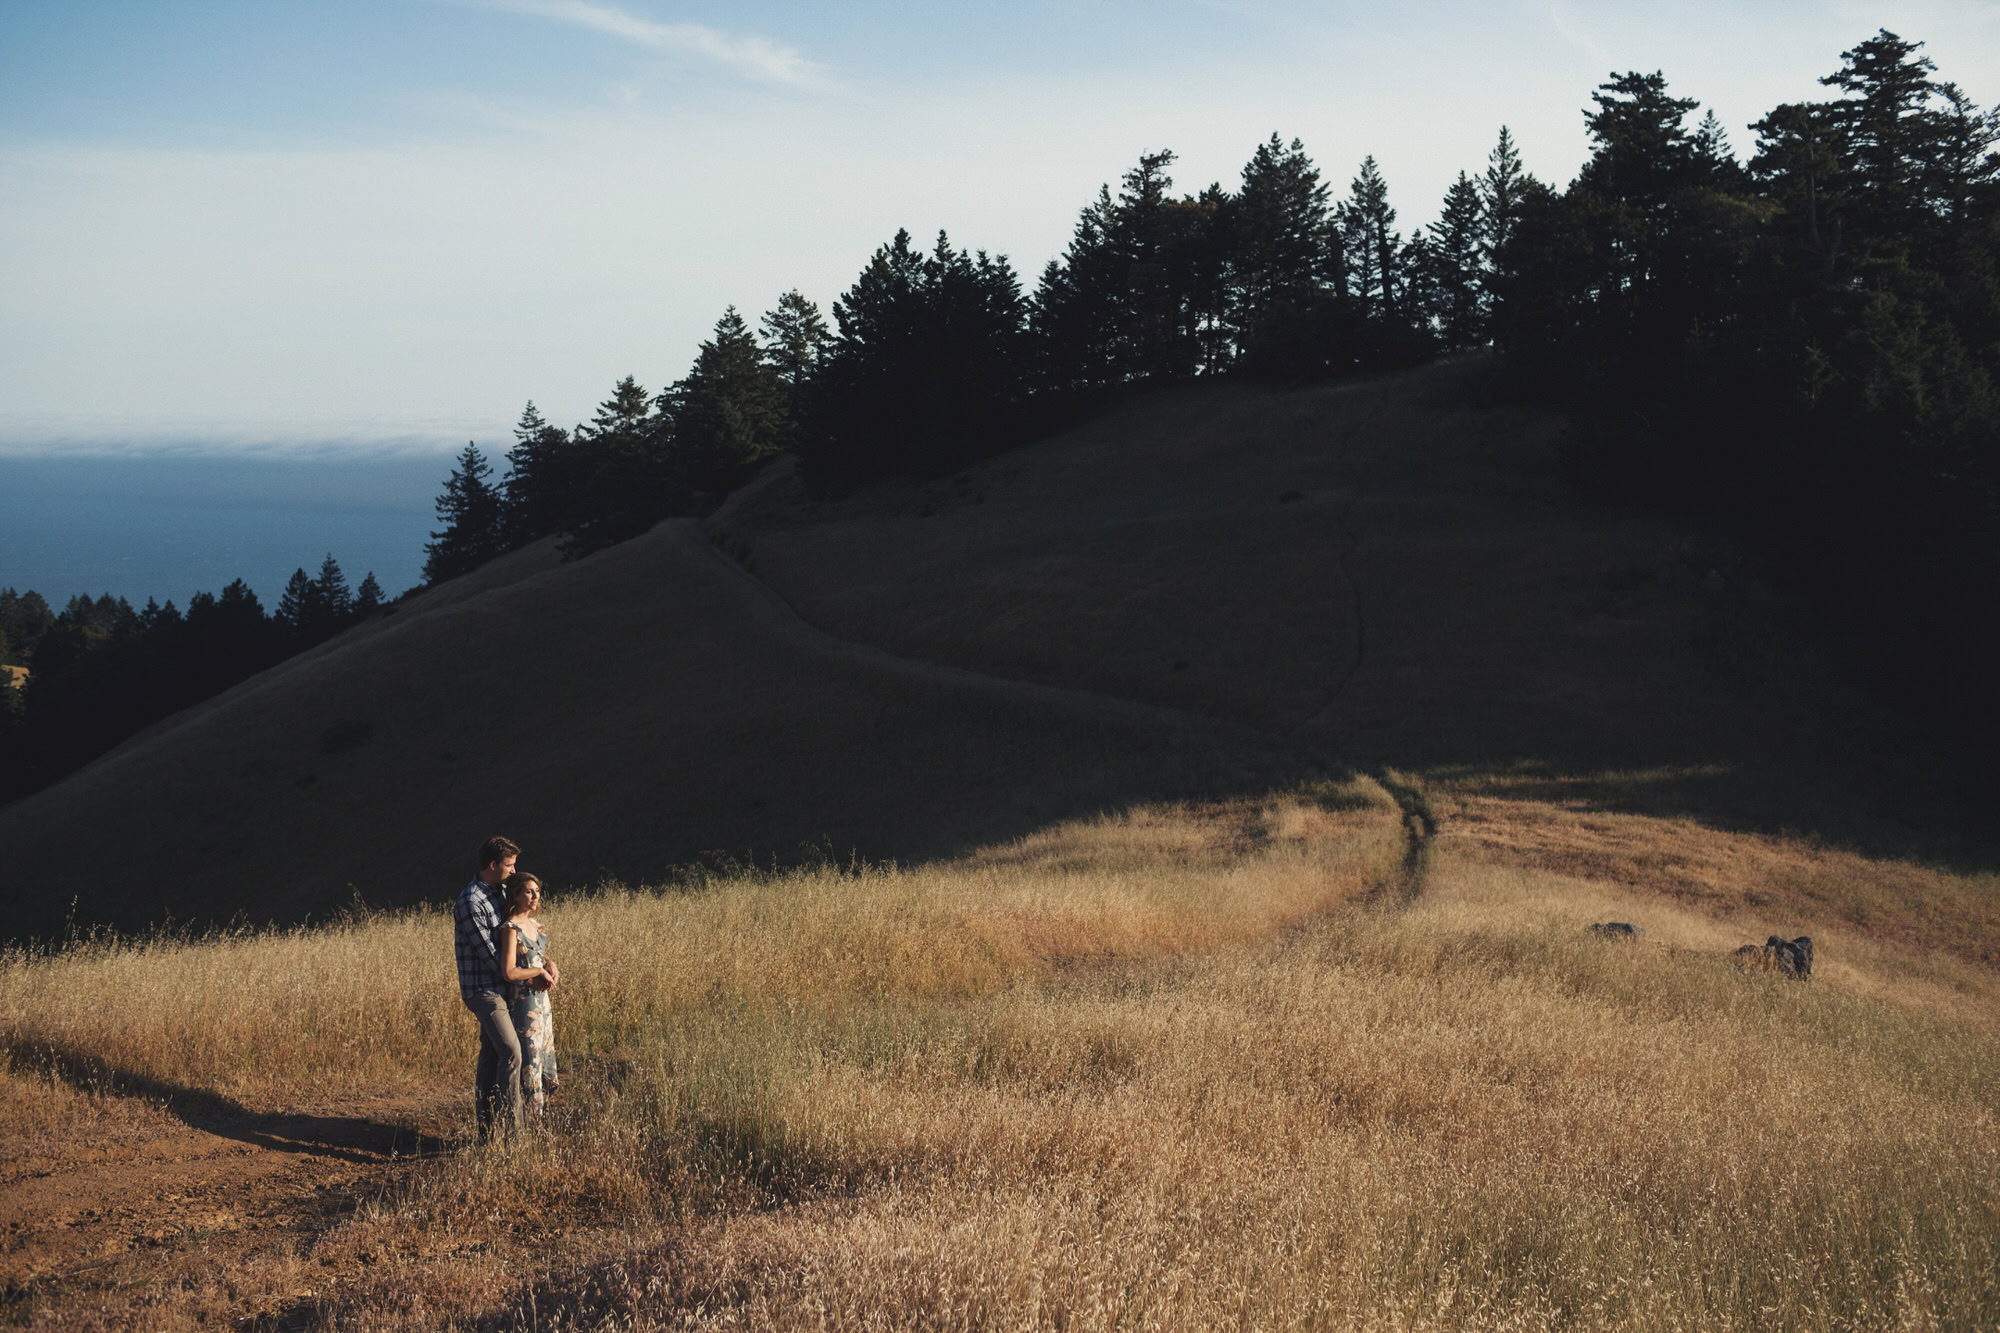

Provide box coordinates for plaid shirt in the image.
[453,876,507,997]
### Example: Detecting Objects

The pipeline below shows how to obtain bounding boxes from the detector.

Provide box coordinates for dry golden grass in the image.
[6,778,1997,1330]
[1438,775,2000,990]
[1,783,1400,1125]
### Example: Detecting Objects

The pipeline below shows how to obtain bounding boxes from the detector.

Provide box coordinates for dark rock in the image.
[1732,935,1813,980]
[1768,934,1813,979]
[1590,921,1642,938]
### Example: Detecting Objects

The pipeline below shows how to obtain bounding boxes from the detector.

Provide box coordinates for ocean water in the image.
[0,452,455,610]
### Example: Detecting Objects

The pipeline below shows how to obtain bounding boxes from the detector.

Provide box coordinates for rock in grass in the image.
[1732,935,1814,980]
[1590,921,1643,938]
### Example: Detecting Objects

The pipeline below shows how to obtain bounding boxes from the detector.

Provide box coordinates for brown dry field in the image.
[5,784,1997,1329]
[3,357,1996,1327]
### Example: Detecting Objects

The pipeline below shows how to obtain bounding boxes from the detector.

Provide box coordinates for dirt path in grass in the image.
[674,518,1341,778]
[0,1082,460,1328]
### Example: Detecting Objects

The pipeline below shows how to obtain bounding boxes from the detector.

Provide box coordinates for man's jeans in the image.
[463,988,523,1140]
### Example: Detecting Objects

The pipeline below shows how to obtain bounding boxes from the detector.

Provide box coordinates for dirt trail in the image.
[1,1081,458,1325]
[671,518,1337,777]
[683,514,1442,893]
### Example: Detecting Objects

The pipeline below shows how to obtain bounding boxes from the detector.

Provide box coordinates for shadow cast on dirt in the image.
[5,1040,451,1162]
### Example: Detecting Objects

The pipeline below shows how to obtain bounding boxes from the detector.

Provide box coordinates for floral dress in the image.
[507,924,558,1118]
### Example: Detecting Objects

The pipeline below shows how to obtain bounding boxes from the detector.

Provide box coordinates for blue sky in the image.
[3,0,1997,456]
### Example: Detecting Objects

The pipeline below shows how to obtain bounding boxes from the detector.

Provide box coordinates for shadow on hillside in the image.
[1392,700,2000,876]
[4,1040,450,1162]
[9,359,1997,948]
[697,362,2000,877]
[1412,755,1997,873]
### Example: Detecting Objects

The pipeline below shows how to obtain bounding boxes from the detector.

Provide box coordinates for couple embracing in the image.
[452,835,561,1139]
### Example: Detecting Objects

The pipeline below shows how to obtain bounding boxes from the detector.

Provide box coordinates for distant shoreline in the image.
[0,452,441,607]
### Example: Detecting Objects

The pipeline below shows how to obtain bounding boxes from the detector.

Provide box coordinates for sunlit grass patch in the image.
[0,783,1402,1120]
[7,779,1998,1330]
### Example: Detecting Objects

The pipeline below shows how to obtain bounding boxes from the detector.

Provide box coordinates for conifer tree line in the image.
[423,26,1995,727]
[1495,31,1999,723]
[422,127,1525,569]
[0,556,384,804]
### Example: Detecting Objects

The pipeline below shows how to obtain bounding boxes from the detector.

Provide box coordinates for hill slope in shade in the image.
[712,358,1969,856]
[2,357,1980,940]
[0,523,1310,942]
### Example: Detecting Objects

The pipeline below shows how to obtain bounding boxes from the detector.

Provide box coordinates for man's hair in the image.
[478,835,522,870]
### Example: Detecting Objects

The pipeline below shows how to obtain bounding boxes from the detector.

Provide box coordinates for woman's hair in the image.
[502,870,543,913]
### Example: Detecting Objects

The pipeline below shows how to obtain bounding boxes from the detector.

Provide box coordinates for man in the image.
[452,835,558,1140]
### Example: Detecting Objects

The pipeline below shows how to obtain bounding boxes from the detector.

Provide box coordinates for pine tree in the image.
[423,443,506,584]
[1228,135,1332,340]
[355,572,384,614]
[276,568,314,641]
[1170,182,1234,376]
[1031,150,1233,390]
[561,377,673,554]
[183,579,275,697]
[1030,187,1124,391]
[308,554,353,640]
[759,291,830,397]
[1105,150,1194,379]
[501,401,578,547]
[1579,71,1701,219]
[1427,172,1489,346]
[1748,100,1849,275]
[1,588,55,666]
[1692,110,1744,185]
[1819,29,1940,244]
[806,228,1028,487]
[671,307,792,496]
[588,376,654,438]
[315,554,352,616]
[1481,126,1531,262]
[1930,83,2000,224]
[1570,71,1713,314]
[1340,156,1401,317]
[138,597,184,633]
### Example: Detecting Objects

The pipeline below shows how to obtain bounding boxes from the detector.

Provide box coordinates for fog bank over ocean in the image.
[0,452,453,609]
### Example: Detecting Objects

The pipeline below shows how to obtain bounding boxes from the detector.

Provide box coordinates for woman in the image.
[498,871,559,1119]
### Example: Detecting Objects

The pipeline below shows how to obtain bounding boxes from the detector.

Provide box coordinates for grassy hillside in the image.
[0,523,1307,945]
[4,356,1997,1327]
[712,357,1978,859]
[5,356,1983,941]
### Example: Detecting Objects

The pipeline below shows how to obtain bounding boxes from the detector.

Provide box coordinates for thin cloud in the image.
[465,0,829,88]
[1543,1,1612,74]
